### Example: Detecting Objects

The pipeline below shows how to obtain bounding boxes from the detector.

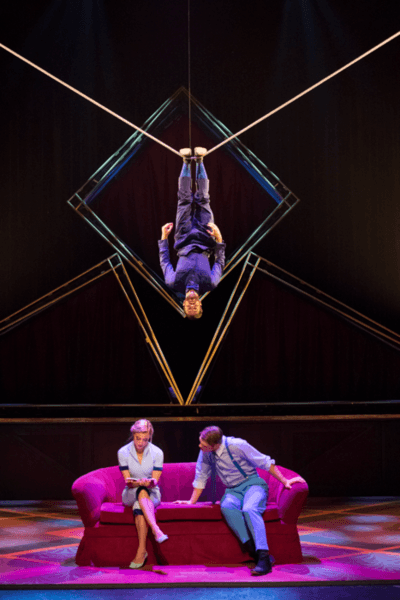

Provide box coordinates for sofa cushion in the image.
[100,501,280,525]
[156,502,280,522]
[156,502,221,521]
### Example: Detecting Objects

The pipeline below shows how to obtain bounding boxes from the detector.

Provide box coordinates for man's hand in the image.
[161,223,173,240]
[284,476,306,490]
[207,222,222,243]
[173,487,203,505]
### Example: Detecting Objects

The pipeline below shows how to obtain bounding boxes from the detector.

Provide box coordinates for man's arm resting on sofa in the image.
[269,465,305,490]
[174,487,204,505]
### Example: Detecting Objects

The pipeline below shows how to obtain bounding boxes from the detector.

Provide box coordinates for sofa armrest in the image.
[277,481,309,525]
[72,467,123,527]
[258,465,308,525]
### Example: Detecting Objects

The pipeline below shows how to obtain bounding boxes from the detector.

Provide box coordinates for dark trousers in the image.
[173,177,215,254]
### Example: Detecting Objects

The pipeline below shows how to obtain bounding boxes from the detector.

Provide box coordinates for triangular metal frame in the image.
[1,250,399,411]
[186,253,260,405]
[0,254,184,404]
[249,252,400,351]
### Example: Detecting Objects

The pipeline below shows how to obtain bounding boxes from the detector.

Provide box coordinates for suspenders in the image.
[210,437,247,503]
[210,438,265,502]
[225,437,248,480]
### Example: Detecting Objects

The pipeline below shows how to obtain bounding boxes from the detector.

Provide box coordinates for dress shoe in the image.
[129,551,148,569]
[155,533,168,544]
[194,147,207,161]
[179,148,192,163]
[251,550,273,576]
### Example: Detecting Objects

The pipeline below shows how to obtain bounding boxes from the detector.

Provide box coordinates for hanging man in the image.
[159,147,225,319]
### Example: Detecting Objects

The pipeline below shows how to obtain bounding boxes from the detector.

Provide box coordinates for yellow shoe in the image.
[129,551,148,569]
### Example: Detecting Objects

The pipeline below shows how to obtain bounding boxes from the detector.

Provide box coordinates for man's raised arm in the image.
[158,223,176,287]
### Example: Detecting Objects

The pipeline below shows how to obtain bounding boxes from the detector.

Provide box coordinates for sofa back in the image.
[158,462,226,502]
[72,462,299,527]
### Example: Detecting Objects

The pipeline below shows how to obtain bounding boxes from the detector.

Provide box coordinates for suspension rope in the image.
[206,31,400,156]
[0,43,181,157]
[188,0,192,150]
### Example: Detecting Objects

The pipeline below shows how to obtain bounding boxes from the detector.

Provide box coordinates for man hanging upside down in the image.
[159,147,225,319]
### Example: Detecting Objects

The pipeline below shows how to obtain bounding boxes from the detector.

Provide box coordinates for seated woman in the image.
[118,419,168,569]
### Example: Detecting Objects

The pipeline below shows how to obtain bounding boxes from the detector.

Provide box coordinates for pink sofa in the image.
[72,462,308,567]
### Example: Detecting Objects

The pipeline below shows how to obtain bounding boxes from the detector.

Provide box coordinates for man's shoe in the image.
[179,148,192,163]
[251,550,273,576]
[194,147,207,161]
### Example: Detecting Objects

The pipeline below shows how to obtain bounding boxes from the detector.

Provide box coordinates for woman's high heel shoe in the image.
[129,551,148,569]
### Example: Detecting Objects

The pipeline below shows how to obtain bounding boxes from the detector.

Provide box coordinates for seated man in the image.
[159,147,225,319]
[176,426,305,576]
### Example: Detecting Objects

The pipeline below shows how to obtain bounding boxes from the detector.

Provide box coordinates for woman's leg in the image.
[132,512,148,564]
[138,489,165,540]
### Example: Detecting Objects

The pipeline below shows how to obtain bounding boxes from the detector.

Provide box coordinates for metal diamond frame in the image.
[67,88,300,314]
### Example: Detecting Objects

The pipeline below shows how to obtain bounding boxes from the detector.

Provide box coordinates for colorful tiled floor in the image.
[0,498,399,586]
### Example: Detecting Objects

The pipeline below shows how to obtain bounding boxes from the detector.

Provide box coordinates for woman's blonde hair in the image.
[130,419,154,442]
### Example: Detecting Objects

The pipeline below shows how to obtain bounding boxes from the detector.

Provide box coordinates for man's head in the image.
[199,425,223,452]
[183,289,203,319]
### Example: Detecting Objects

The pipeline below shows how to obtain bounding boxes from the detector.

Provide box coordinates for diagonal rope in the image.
[0,43,181,157]
[206,31,400,156]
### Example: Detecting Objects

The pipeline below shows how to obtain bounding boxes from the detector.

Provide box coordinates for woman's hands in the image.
[126,477,158,488]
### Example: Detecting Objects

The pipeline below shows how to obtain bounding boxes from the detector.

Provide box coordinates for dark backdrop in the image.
[2,418,399,499]
[1,0,400,408]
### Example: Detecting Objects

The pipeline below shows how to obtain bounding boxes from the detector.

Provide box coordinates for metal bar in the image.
[186,254,259,404]
[0,43,181,156]
[112,262,184,405]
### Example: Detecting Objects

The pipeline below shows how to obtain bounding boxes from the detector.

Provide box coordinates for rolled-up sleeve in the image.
[153,446,164,471]
[118,446,129,472]
[210,242,226,289]
[158,240,176,288]
[238,440,275,471]
[192,451,212,489]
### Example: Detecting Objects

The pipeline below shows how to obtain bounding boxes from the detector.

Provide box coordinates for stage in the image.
[1,3,400,600]
[1,498,399,589]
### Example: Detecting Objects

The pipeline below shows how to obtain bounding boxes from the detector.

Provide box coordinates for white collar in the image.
[215,436,226,458]
[131,441,151,460]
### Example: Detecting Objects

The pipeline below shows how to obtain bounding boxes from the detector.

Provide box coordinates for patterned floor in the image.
[0,498,399,586]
